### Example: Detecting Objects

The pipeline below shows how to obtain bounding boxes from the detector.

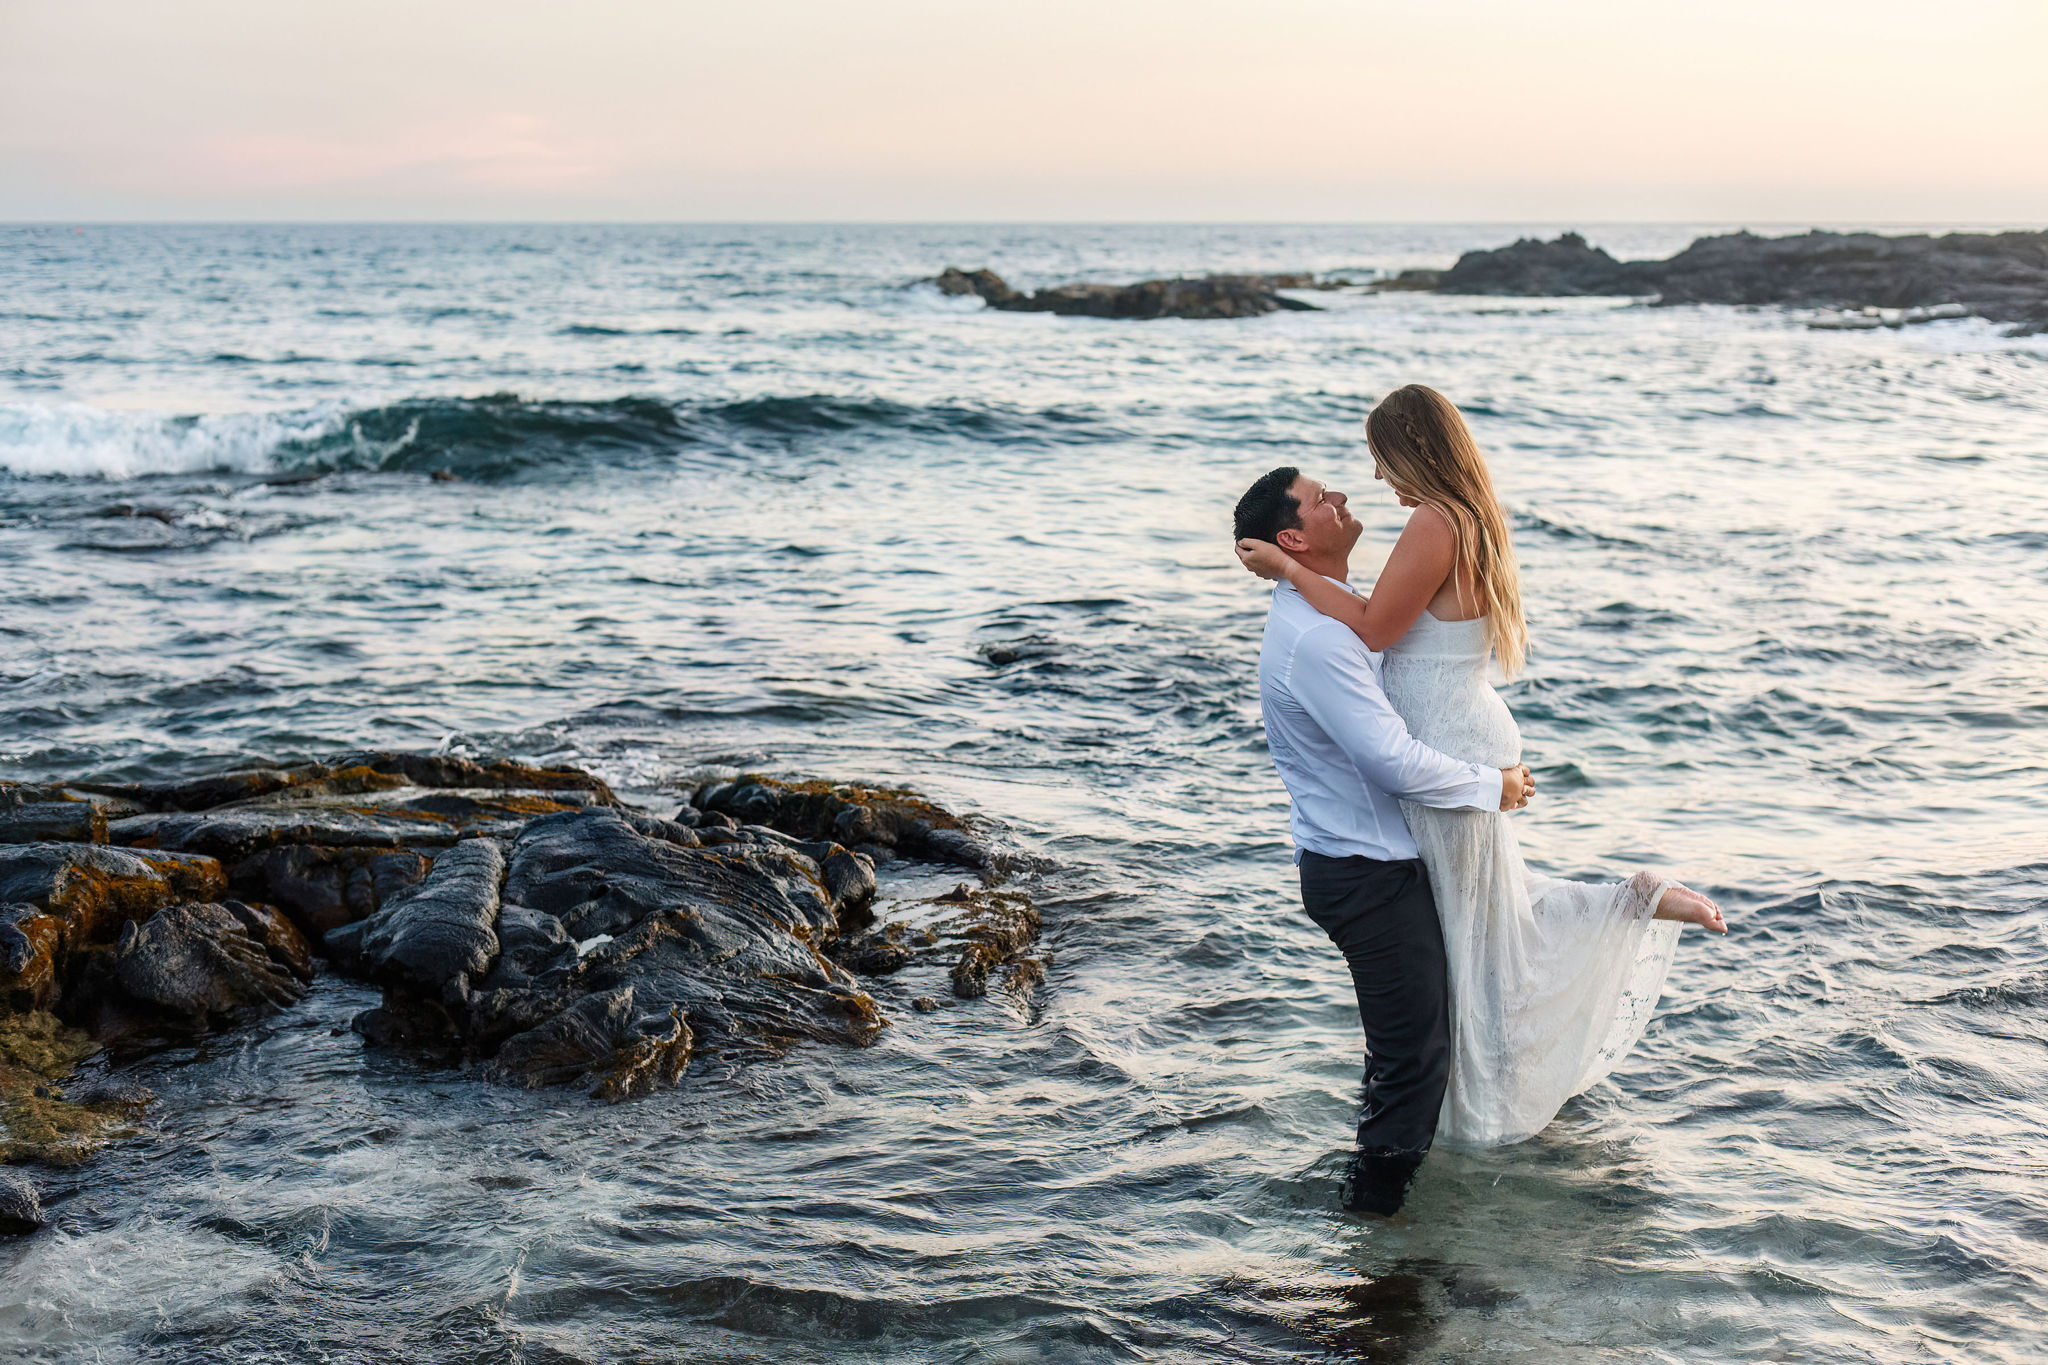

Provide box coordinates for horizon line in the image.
[4,217,2041,230]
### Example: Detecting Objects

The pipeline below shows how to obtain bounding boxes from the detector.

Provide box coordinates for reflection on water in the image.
[1,224,2045,1362]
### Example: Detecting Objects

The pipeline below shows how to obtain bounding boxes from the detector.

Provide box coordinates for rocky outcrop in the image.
[1437,232,1637,296]
[1433,229,2048,334]
[97,900,313,1038]
[0,753,1044,1118]
[489,985,692,1102]
[934,267,1020,306]
[935,266,1321,319]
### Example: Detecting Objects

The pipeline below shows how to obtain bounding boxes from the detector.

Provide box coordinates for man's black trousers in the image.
[1297,850,1451,1215]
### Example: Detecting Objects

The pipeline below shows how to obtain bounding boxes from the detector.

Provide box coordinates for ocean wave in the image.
[0,401,352,480]
[0,393,1128,482]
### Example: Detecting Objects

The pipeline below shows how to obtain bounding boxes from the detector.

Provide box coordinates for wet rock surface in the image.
[0,843,197,1013]
[1434,228,2048,334]
[0,1167,40,1235]
[0,753,1043,1132]
[325,837,504,993]
[0,801,107,846]
[99,901,313,1037]
[832,882,1049,1003]
[934,265,1321,319]
[0,1010,145,1168]
[694,773,1003,871]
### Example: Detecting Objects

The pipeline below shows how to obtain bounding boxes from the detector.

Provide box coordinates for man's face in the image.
[1276,474,1361,559]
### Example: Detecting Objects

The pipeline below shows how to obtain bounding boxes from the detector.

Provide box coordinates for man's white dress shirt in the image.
[1259,578,1503,861]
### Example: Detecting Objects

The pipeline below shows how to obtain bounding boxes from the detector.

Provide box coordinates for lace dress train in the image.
[1382,612,1680,1148]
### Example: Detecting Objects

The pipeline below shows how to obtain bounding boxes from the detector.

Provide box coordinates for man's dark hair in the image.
[1234,466,1302,543]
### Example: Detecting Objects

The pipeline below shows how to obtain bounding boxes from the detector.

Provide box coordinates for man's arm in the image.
[1290,626,1515,812]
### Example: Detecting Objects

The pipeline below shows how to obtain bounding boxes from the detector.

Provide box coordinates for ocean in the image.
[2,223,2045,1362]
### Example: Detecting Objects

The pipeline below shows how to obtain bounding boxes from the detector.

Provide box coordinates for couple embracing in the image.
[1233,384,1726,1217]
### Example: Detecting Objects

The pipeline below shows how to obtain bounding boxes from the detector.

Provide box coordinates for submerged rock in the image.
[830,881,1048,1003]
[0,1009,145,1166]
[0,1168,41,1235]
[1434,228,2048,334]
[932,266,1321,319]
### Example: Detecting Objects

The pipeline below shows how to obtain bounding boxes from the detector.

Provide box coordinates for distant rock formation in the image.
[934,266,1321,319]
[1431,229,2048,334]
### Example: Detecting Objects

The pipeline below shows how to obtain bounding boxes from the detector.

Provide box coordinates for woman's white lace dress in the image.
[1381,610,1680,1148]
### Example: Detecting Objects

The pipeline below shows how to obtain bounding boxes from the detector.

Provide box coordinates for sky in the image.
[3,0,2044,223]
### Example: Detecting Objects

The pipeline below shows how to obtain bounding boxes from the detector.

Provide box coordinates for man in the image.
[1235,466,1535,1216]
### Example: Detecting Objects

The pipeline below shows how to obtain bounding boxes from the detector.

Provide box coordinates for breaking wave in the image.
[0,394,1128,482]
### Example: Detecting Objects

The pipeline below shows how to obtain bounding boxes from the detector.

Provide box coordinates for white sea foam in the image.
[0,401,351,480]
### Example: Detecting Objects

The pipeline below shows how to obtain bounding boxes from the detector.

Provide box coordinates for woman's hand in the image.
[1235,538,1295,581]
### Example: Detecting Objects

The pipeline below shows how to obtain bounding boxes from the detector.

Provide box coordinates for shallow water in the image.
[2,223,2045,1362]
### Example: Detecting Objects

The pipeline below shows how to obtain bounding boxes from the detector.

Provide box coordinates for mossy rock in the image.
[1,1011,144,1166]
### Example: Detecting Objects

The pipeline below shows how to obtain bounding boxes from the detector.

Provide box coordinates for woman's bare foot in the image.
[1654,884,1727,934]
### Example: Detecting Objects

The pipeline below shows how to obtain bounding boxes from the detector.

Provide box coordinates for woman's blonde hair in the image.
[1365,384,1529,676]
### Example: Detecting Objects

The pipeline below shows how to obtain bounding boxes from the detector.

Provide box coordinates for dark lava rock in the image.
[1437,232,1639,297]
[332,806,895,1092]
[0,844,201,1012]
[2,783,71,807]
[830,922,921,976]
[0,802,107,846]
[323,838,504,994]
[932,266,1321,320]
[622,812,703,848]
[1435,228,2048,334]
[75,751,619,815]
[3,751,1040,1108]
[76,767,304,814]
[108,785,606,862]
[935,266,1021,306]
[132,850,229,903]
[977,634,1060,667]
[488,985,693,1101]
[935,884,1044,1000]
[229,844,430,938]
[103,900,313,1034]
[695,775,1000,871]
[0,1168,41,1235]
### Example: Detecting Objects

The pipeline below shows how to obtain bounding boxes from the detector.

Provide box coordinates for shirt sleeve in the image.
[1288,625,1504,812]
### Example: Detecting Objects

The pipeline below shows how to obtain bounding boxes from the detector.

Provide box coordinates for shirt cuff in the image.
[1479,764,1504,811]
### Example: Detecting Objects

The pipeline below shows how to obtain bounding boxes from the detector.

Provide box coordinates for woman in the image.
[1236,383,1725,1148]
